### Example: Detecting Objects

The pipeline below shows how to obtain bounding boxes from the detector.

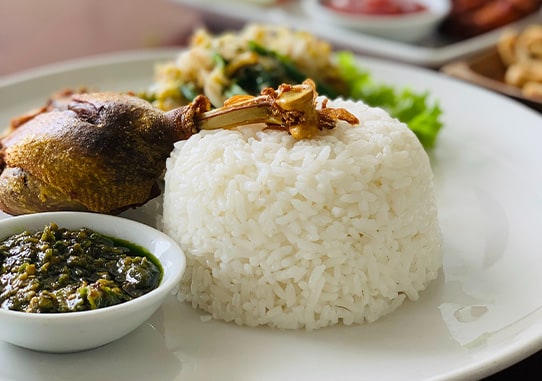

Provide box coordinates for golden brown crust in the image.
[0,92,183,215]
[0,167,88,215]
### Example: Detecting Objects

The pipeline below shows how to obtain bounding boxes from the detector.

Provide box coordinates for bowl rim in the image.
[0,211,185,320]
[306,0,451,25]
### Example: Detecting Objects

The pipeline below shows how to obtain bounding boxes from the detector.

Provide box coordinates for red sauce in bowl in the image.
[321,0,428,15]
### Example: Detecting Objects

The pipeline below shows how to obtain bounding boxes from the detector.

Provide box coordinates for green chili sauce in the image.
[0,223,162,313]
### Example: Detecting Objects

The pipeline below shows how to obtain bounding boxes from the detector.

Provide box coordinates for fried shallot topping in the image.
[197,79,358,139]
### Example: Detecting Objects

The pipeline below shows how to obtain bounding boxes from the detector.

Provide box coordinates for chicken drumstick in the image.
[0,80,357,215]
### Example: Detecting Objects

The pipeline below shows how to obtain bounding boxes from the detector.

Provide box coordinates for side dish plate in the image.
[441,47,542,112]
[173,0,542,67]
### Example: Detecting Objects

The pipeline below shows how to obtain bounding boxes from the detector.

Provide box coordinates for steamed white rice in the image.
[162,98,442,330]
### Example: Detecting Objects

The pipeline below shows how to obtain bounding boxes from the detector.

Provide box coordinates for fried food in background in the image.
[440,0,542,38]
[497,24,542,99]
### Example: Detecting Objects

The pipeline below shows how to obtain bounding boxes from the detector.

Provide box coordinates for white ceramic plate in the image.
[1,50,542,381]
[173,0,542,67]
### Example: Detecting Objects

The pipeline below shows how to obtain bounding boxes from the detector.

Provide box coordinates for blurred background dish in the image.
[303,0,451,43]
[175,0,542,67]
[441,23,542,111]
[441,48,542,110]
[440,0,542,38]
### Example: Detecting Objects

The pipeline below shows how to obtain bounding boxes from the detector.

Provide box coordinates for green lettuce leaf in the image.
[336,52,443,149]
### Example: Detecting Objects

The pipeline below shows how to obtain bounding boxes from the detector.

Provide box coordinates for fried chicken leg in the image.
[0,80,357,215]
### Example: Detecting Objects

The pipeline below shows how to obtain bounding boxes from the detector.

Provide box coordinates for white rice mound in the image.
[162,98,442,330]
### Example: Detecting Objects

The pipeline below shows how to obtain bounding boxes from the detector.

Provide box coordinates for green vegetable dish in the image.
[144,24,443,148]
[0,223,162,313]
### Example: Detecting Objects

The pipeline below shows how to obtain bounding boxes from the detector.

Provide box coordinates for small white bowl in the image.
[304,0,451,43]
[0,211,185,353]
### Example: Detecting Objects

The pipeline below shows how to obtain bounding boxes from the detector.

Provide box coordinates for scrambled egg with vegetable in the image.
[144,24,443,148]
